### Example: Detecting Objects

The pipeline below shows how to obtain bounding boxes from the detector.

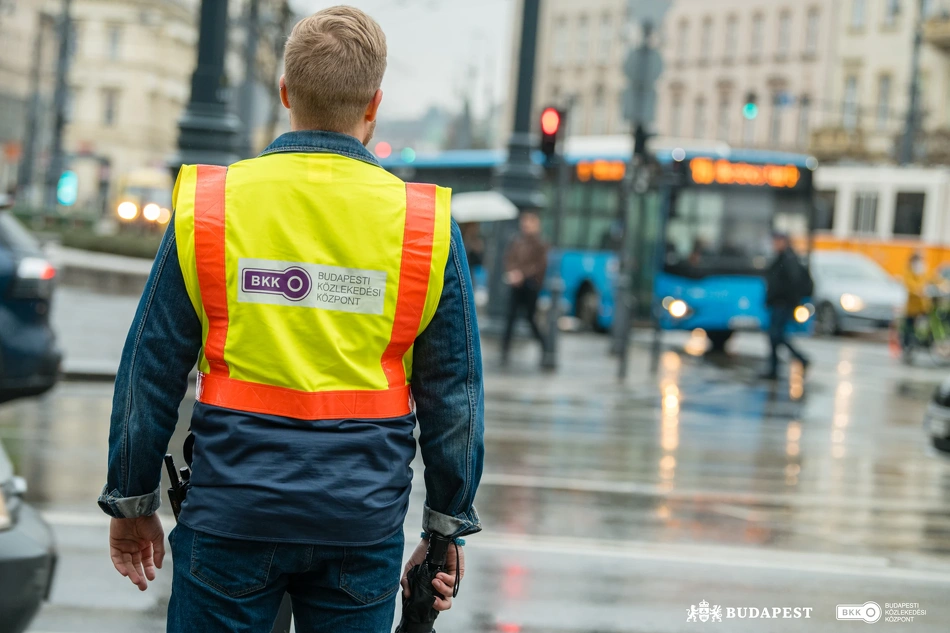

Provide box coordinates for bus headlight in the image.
[143,203,161,222]
[117,201,138,220]
[794,305,812,324]
[668,299,689,319]
[840,293,865,313]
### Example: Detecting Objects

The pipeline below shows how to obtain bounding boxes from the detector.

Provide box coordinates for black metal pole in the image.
[17,11,50,204]
[490,0,546,321]
[170,0,241,172]
[899,0,925,165]
[44,0,72,209]
[238,0,261,158]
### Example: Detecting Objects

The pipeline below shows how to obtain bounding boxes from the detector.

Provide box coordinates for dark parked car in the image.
[0,442,56,633]
[927,377,950,455]
[0,196,60,402]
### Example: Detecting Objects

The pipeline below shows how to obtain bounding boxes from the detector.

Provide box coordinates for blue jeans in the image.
[167,523,404,633]
[768,305,808,375]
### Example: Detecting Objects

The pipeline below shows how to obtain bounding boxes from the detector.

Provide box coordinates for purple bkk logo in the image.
[242,266,312,302]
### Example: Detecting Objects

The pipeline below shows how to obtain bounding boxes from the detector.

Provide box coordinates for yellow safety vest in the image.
[172,152,452,420]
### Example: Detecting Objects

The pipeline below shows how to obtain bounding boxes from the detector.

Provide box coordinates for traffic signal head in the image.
[540,106,564,159]
[743,92,759,120]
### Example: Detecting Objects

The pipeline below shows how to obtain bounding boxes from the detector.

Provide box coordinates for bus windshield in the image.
[664,187,810,277]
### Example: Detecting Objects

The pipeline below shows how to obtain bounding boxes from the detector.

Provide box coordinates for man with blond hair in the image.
[97,6,484,632]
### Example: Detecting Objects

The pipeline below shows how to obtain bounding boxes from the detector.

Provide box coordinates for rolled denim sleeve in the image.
[97,220,202,518]
[411,221,485,539]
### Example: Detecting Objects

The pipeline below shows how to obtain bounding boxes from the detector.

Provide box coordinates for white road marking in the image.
[470,532,950,584]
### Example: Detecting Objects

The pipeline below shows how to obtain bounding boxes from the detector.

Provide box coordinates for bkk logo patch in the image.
[237,258,387,315]
[242,266,312,301]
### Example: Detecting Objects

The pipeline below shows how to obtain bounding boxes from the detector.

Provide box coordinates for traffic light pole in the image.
[541,99,574,371]
[615,22,655,381]
[44,0,72,209]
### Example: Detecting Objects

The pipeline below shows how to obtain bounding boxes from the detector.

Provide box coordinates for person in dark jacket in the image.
[501,210,549,364]
[762,232,810,379]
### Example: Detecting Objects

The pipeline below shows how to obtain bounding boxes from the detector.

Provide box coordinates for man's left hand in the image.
[401,538,465,612]
[109,515,165,591]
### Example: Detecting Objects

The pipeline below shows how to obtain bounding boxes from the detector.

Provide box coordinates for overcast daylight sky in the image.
[291,0,515,120]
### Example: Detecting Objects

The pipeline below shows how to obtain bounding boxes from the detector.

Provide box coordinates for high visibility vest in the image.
[172,152,452,420]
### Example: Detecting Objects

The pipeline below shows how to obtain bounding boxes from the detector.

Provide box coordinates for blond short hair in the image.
[283,6,387,132]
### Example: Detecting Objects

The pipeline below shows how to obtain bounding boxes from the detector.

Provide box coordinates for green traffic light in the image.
[742,103,759,120]
[401,147,416,163]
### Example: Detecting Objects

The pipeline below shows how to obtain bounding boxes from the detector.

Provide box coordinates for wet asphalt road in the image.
[4,289,950,632]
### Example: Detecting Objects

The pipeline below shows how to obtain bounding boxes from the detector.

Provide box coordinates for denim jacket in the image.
[98,130,484,541]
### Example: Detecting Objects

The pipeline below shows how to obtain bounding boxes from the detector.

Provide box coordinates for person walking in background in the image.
[762,232,811,380]
[501,210,549,364]
[902,251,932,363]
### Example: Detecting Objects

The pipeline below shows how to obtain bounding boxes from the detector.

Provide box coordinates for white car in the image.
[810,251,907,335]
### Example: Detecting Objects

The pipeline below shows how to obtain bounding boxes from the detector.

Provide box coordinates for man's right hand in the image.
[109,515,165,591]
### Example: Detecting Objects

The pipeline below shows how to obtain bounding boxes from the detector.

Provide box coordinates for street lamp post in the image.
[170,0,241,172]
[490,0,546,320]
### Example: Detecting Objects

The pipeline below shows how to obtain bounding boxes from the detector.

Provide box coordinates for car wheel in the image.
[815,302,839,336]
[576,285,604,333]
[707,330,733,354]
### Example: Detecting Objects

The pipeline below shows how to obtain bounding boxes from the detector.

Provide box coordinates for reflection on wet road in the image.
[4,331,950,632]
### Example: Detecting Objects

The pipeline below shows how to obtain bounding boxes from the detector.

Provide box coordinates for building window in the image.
[592,86,607,134]
[102,88,120,126]
[597,13,612,64]
[694,98,706,138]
[750,14,764,58]
[893,192,925,236]
[724,15,738,60]
[777,12,791,57]
[884,0,900,26]
[671,94,683,136]
[769,94,783,145]
[718,95,731,140]
[552,17,568,66]
[814,190,836,231]
[700,18,713,59]
[843,76,859,130]
[805,8,820,55]
[107,24,122,61]
[576,15,589,65]
[850,0,866,29]
[877,75,891,130]
[797,95,811,147]
[852,191,878,233]
[677,20,689,63]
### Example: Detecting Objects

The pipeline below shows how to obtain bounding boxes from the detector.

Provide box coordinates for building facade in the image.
[504,0,631,142]
[813,0,950,163]
[654,0,840,153]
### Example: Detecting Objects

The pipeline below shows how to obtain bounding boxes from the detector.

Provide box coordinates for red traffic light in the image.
[540,108,561,136]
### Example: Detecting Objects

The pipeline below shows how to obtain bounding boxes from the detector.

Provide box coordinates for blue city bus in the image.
[380,137,816,349]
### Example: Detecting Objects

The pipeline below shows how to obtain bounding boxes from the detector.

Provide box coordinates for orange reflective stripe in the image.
[194,165,230,377]
[198,372,412,420]
[381,183,437,388]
